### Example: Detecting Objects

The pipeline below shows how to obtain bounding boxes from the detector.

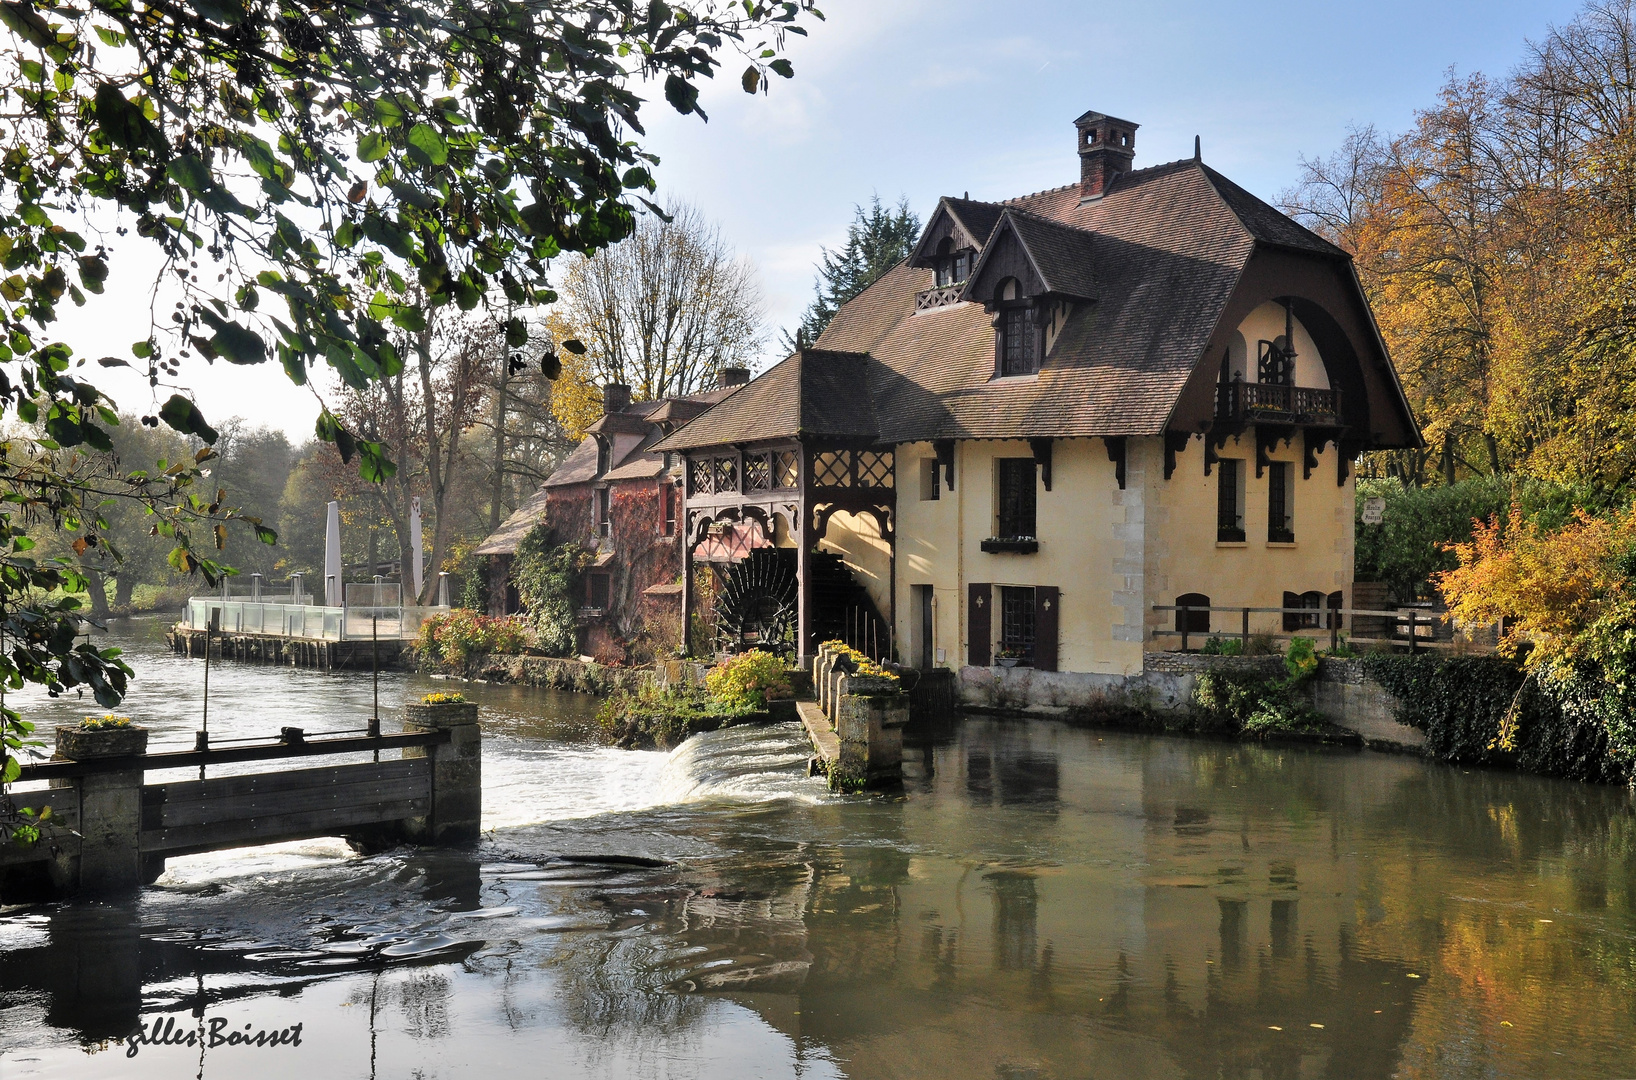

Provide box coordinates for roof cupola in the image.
[1075,110,1139,201]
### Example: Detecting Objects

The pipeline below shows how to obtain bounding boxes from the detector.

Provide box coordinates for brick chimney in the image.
[716,366,750,389]
[1076,110,1139,200]
[602,382,631,414]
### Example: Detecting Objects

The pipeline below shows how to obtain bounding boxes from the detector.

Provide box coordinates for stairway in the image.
[808,551,893,661]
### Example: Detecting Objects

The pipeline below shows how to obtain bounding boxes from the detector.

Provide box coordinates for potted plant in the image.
[55,714,149,759]
[405,690,479,728]
[994,648,1024,669]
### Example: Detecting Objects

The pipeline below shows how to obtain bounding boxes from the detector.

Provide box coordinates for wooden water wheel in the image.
[713,549,798,655]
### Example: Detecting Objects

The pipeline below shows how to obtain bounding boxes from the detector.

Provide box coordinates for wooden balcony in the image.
[915,284,964,311]
[1215,382,1341,425]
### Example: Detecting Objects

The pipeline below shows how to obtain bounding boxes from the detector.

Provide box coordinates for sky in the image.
[66,0,1588,443]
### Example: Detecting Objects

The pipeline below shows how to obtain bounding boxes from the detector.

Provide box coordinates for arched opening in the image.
[1176,593,1211,635]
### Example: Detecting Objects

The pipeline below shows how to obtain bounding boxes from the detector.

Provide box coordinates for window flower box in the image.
[980,536,1039,554]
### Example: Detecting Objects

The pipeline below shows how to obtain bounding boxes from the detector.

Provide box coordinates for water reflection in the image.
[4,627,1636,1078]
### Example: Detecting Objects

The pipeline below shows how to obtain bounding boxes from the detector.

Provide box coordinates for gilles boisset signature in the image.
[124,1015,303,1058]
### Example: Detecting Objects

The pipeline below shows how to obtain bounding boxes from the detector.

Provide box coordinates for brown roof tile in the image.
[653,350,877,450]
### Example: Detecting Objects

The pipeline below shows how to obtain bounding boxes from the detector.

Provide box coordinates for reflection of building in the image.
[474,375,744,662]
[656,106,1418,701]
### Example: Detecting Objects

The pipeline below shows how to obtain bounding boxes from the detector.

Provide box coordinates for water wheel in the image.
[714,549,798,656]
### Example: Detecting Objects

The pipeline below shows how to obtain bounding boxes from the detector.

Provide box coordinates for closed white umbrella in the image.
[324,500,342,607]
[409,496,424,602]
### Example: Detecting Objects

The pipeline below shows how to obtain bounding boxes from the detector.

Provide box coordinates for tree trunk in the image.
[1442,432,1457,486]
[85,568,112,620]
[114,573,135,609]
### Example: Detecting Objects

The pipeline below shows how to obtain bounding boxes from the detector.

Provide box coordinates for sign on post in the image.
[1361,497,1386,525]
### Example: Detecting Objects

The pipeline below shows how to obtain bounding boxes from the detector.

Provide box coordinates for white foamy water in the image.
[655,724,827,806]
[481,741,674,829]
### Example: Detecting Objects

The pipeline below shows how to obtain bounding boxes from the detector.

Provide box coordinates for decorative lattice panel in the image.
[689,457,712,496]
[774,450,799,489]
[813,451,850,488]
[856,450,894,489]
[714,456,739,494]
[745,454,771,492]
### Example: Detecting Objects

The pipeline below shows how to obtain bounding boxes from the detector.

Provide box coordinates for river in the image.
[2,617,1635,1078]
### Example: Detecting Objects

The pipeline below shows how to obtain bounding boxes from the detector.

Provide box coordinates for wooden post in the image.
[1242,607,1250,648]
[53,727,149,895]
[1408,611,1418,655]
[1180,608,1190,654]
[403,702,482,844]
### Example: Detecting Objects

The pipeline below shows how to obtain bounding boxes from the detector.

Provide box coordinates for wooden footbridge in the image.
[0,702,480,902]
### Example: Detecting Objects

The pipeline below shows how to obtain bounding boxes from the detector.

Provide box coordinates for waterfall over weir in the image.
[655,723,827,806]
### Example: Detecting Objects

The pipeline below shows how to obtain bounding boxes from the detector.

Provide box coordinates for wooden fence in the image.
[1150,604,1501,655]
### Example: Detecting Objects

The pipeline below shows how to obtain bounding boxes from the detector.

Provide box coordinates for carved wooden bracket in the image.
[934,438,956,492]
[1029,437,1053,491]
[1163,431,1191,481]
[1104,436,1126,490]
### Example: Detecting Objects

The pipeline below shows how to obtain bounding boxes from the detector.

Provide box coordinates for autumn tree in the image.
[1285,0,1636,495]
[548,202,764,438]
[332,307,499,603]
[0,0,823,803]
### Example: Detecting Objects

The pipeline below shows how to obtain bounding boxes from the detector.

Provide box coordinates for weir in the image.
[0,702,482,902]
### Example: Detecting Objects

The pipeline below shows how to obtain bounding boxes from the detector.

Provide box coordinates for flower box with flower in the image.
[56,714,149,759]
[405,691,478,727]
[993,648,1027,669]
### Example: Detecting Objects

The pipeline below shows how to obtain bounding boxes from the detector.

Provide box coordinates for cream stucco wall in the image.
[1234,302,1329,388]
[819,509,893,620]
[892,439,1140,677]
[812,432,1357,677]
[1142,433,1354,647]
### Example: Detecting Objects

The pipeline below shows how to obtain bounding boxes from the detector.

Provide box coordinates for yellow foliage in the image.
[542,310,602,441]
[1436,505,1636,666]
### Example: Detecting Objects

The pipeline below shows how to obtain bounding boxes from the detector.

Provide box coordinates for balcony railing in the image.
[1215,382,1341,424]
[915,285,964,311]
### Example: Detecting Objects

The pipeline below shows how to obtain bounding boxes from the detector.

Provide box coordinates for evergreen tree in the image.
[787,196,922,348]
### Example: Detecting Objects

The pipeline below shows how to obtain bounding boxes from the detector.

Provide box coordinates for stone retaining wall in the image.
[958,653,1425,752]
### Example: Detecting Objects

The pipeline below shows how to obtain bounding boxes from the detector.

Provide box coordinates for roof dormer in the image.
[909,196,1005,311]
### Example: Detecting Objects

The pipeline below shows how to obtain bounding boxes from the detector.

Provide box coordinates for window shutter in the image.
[1034,586,1059,672]
[968,583,992,667]
[1282,591,1301,633]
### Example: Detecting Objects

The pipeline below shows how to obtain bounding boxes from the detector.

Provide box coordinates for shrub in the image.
[1200,635,1244,656]
[705,650,792,712]
[414,609,534,668]
[1191,638,1323,736]
[512,524,590,658]
[1354,475,1592,602]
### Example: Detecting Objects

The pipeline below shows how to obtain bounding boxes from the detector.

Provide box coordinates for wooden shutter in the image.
[1034,586,1059,672]
[968,583,992,667]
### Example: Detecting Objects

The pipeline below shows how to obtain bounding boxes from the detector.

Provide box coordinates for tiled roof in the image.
[653,350,877,450]
[474,485,552,555]
[653,156,1407,449]
[978,210,1101,300]
[941,197,1005,250]
[808,160,1255,440]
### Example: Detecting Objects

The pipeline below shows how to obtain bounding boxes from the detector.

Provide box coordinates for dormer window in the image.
[596,438,611,475]
[994,278,1038,377]
[933,237,973,288]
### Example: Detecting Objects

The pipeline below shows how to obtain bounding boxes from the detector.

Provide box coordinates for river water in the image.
[3,618,1636,1079]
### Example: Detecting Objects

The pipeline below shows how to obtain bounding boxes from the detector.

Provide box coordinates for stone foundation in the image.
[957,653,1426,752]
